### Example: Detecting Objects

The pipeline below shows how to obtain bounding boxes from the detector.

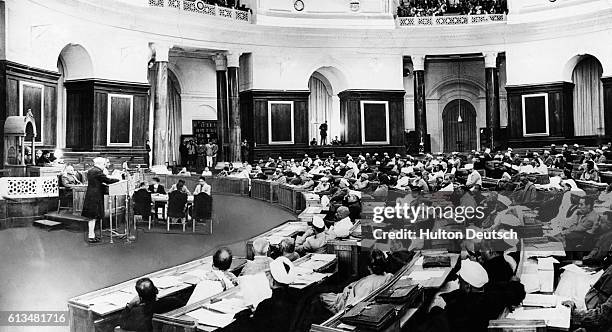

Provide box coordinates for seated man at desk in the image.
[61,165,82,188]
[241,238,273,276]
[353,173,370,191]
[119,278,183,332]
[279,237,300,261]
[563,256,612,332]
[168,179,191,195]
[313,176,331,194]
[192,176,211,196]
[295,216,331,255]
[319,249,392,314]
[187,248,239,305]
[557,196,600,249]
[511,173,537,205]
[242,256,297,332]
[327,206,354,239]
[148,177,166,194]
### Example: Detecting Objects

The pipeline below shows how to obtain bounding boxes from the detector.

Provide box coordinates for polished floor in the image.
[0,195,294,332]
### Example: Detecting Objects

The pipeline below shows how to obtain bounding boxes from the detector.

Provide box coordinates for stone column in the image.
[484,52,500,150]
[214,53,229,163]
[226,51,242,163]
[151,43,171,166]
[412,55,427,152]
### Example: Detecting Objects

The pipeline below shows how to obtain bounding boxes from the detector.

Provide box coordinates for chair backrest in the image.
[167,191,188,217]
[193,193,212,219]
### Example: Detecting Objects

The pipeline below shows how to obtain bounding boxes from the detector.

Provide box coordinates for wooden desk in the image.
[68,256,246,332]
[311,251,460,332]
[153,253,337,332]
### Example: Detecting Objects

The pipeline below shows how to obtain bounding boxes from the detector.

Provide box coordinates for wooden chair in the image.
[132,190,153,230]
[167,191,188,232]
[192,193,213,234]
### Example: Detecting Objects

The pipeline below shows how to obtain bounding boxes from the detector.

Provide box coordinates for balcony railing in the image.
[149,0,251,23]
[397,14,505,26]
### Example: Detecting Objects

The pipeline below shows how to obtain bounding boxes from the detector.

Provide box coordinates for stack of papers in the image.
[185,308,235,328]
[507,306,570,330]
[151,275,183,289]
[522,294,558,307]
[537,257,558,271]
[206,298,248,315]
[405,270,445,281]
[88,291,135,314]
[311,254,336,262]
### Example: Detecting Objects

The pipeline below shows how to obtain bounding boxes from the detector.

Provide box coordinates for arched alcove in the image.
[307,66,348,143]
[569,55,604,136]
[442,99,477,152]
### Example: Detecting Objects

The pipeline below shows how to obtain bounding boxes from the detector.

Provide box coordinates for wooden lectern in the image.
[104,180,130,243]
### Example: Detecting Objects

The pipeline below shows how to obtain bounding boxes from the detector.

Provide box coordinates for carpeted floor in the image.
[0,195,294,332]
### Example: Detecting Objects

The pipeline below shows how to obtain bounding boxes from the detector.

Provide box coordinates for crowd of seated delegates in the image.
[397,0,507,17]
[118,147,612,332]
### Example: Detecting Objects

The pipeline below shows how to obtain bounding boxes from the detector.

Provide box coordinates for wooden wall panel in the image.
[389,99,404,145]
[93,91,107,149]
[133,95,149,147]
[239,90,309,147]
[338,90,405,146]
[506,82,574,139]
[6,78,18,116]
[44,86,57,146]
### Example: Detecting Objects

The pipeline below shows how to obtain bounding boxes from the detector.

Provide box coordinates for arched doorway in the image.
[571,55,604,136]
[308,73,333,144]
[57,44,94,149]
[308,66,347,145]
[443,99,477,152]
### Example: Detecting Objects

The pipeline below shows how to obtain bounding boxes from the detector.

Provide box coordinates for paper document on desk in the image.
[186,308,235,328]
[538,270,554,293]
[90,291,135,307]
[206,298,249,315]
[522,294,558,307]
[537,257,558,270]
[406,270,445,281]
[520,273,540,293]
[311,254,336,262]
[151,275,183,289]
[507,306,570,330]
[298,259,329,271]
[89,302,120,315]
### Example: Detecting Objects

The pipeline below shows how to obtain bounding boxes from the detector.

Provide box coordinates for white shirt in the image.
[466,170,482,186]
[328,217,353,238]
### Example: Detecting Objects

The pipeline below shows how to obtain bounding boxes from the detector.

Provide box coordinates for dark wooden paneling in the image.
[6,78,18,116]
[338,90,405,146]
[64,79,149,155]
[603,77,612,136]
[505,82,574,139]
[3,61,60,153]
[65,80,94,150]
[44,86,57,146]
[239,90,309,147]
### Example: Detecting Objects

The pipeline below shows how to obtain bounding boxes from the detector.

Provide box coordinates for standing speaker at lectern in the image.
[82,157,120,244]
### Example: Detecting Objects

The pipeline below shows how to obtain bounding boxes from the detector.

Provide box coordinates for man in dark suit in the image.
[81,157,120,243]
[148,177,166,222]
[148,177,166,194]
[119,278,183,332]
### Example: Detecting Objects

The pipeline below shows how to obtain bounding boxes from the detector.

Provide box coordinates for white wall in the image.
[169,56,218,135]
[4,0,612,140]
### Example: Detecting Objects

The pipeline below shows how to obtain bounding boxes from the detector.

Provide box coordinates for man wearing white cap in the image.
[81,157,120,244]
[295,216,330,254]
[249,257,296,332]
[465,164,482,188]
